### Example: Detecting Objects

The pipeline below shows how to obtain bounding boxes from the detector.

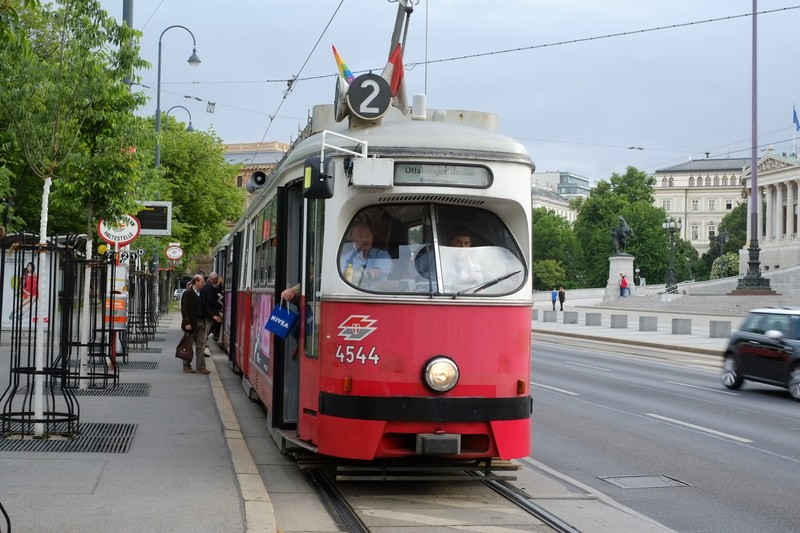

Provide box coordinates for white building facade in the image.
[652,158,748,256]
[741,151,800,272]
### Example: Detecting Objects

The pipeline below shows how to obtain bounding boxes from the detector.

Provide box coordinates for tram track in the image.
[303,462,578,533]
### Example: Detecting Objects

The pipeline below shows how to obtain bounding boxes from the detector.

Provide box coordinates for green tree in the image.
[572,167,666,287]
[532,207,582,286]
[0,0,148,239]
[702,202,747,277]
[532,259,565,291]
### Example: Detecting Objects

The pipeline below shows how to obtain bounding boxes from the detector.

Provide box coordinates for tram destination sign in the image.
[394,163,491,187]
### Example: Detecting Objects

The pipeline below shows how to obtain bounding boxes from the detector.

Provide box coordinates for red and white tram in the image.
[215,76,533,462]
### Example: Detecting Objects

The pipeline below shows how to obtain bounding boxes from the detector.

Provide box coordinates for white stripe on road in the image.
[647,413,753,443]
[666,380,739,395]
[531,382,579,396]
[565,361,611,372]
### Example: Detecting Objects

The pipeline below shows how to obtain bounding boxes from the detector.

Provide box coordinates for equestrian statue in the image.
[611,216,633,255]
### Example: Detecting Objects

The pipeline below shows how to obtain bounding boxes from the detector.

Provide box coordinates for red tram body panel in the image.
[308,302,531,459]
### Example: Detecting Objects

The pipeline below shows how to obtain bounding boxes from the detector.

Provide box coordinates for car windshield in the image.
[338,204,526,296]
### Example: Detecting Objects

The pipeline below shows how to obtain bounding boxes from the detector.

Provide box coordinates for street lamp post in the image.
[165,105,195,132]
[155,25,200,168]
[634,266,640,286]
[662,217,682,294]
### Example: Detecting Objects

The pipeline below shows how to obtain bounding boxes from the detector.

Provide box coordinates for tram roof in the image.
[281,105,534,173]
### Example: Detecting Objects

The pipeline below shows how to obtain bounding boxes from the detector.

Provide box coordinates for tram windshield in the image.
[338,204,525,296]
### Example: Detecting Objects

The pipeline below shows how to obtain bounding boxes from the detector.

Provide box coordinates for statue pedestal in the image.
[603,254,635,302]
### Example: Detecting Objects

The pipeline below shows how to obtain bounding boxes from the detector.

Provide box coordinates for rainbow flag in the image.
[332,45,354,84]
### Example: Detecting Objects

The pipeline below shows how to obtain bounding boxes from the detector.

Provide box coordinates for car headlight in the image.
[423,356,459,393]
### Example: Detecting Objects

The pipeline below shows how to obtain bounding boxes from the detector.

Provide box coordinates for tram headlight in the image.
[422,356,459,393]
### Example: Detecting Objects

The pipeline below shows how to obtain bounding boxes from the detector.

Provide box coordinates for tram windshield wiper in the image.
[455,270,522,297]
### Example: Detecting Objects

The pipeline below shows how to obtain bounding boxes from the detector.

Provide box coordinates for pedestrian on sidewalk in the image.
[558,287,566,311]
[551,288,558,311]
[201,272,223,357]
[619,274,628,297]
[180,274,210,374]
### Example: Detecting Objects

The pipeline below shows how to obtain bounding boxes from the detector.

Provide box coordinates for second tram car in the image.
[214,43,534,461]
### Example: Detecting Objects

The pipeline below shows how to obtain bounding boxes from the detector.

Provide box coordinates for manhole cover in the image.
[600,475,689,489]
[117,361,159,370]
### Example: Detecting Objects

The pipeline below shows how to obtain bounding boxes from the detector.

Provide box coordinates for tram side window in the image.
[339,204,525,295]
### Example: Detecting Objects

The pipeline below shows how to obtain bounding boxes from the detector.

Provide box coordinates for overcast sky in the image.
[99,0,800,181]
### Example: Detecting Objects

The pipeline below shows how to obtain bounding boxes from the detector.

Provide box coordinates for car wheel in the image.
[788,366,800,402]
[721,355,743,390]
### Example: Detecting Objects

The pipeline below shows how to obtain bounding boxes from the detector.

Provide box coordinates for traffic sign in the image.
[165,245,184,261]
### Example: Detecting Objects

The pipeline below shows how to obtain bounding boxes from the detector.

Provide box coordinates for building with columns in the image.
[652,157,749,256]
[741,150,800,272]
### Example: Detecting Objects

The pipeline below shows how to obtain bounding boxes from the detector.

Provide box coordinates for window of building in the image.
[668,177,674,187]
[705,177,711,186]
[689,177,695,187]
[722,176,728,186]
[708,223,716,239]
[236,175,243,188]
[726,199,733,209]
[709,200,716,211]
[691,225,699,240]
[662,177,667,187]
[714,176,720,186]
[691,200,699,211]
[662,200,671,211]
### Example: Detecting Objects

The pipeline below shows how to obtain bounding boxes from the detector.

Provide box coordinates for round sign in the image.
[97,215,141,246]
[346,73,391,120]
[165,245,184,261]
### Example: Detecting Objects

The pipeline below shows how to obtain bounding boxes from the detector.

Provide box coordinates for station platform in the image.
[0,303,714,533]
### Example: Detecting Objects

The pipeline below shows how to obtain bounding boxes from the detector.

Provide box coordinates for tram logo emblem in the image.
[337,315,377,341]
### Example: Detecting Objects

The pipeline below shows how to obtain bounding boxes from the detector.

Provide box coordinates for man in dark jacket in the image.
[180,274,210,374]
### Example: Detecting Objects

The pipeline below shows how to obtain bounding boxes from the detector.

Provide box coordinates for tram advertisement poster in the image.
[252,295,272,374]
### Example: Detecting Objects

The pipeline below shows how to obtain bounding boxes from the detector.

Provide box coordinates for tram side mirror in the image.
[303,156,334,199]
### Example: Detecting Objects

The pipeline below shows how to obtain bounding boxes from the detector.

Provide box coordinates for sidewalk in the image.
[0,313,273,533]
[532,297,736,362]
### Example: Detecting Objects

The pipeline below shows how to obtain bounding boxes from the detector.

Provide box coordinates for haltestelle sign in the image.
[97,215,141,246]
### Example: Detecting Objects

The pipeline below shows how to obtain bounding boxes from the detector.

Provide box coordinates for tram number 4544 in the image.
[335,345,380,365]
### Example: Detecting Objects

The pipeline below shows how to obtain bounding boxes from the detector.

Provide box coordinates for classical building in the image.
[652,157,748,255]
[224,141,289,192]
[741,150,800,272]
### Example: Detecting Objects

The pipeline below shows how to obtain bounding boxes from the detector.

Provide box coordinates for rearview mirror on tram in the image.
[303,156,334,199]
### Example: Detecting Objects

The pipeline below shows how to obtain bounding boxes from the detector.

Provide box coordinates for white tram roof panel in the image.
[290,104,534,168]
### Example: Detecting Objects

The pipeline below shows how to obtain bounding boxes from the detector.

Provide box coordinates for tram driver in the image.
[340,221,392,287]
[442,231,483,291]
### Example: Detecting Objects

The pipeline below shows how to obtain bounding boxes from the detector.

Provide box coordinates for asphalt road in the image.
[532,338,800,533]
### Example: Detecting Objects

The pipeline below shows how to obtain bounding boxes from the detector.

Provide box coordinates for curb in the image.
[208,354,277,533]
[532,328,724,357]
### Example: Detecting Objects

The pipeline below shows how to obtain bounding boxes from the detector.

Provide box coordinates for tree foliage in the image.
[532,207,581,288]
[0,0,245,269]
[532,259,565,291]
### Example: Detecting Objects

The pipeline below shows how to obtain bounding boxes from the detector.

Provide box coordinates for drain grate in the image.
[600,475,689,489]
[70,383,150,397]
[0,422,136,453]
[23,383,151,397]
[117,361,159,370]
[130,348,162,354]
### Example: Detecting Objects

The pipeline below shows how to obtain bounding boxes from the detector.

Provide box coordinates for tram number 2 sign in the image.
[346,73,391,120]
[335,345,380,365]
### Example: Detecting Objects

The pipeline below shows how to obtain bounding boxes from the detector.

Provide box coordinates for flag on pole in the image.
[331,45,354,84]
[380,43,409,115]
[794,105,800,132]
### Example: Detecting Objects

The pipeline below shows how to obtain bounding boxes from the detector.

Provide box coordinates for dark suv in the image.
[721,308,800,401]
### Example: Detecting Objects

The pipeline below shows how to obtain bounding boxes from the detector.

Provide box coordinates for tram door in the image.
[273,185,302,427]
